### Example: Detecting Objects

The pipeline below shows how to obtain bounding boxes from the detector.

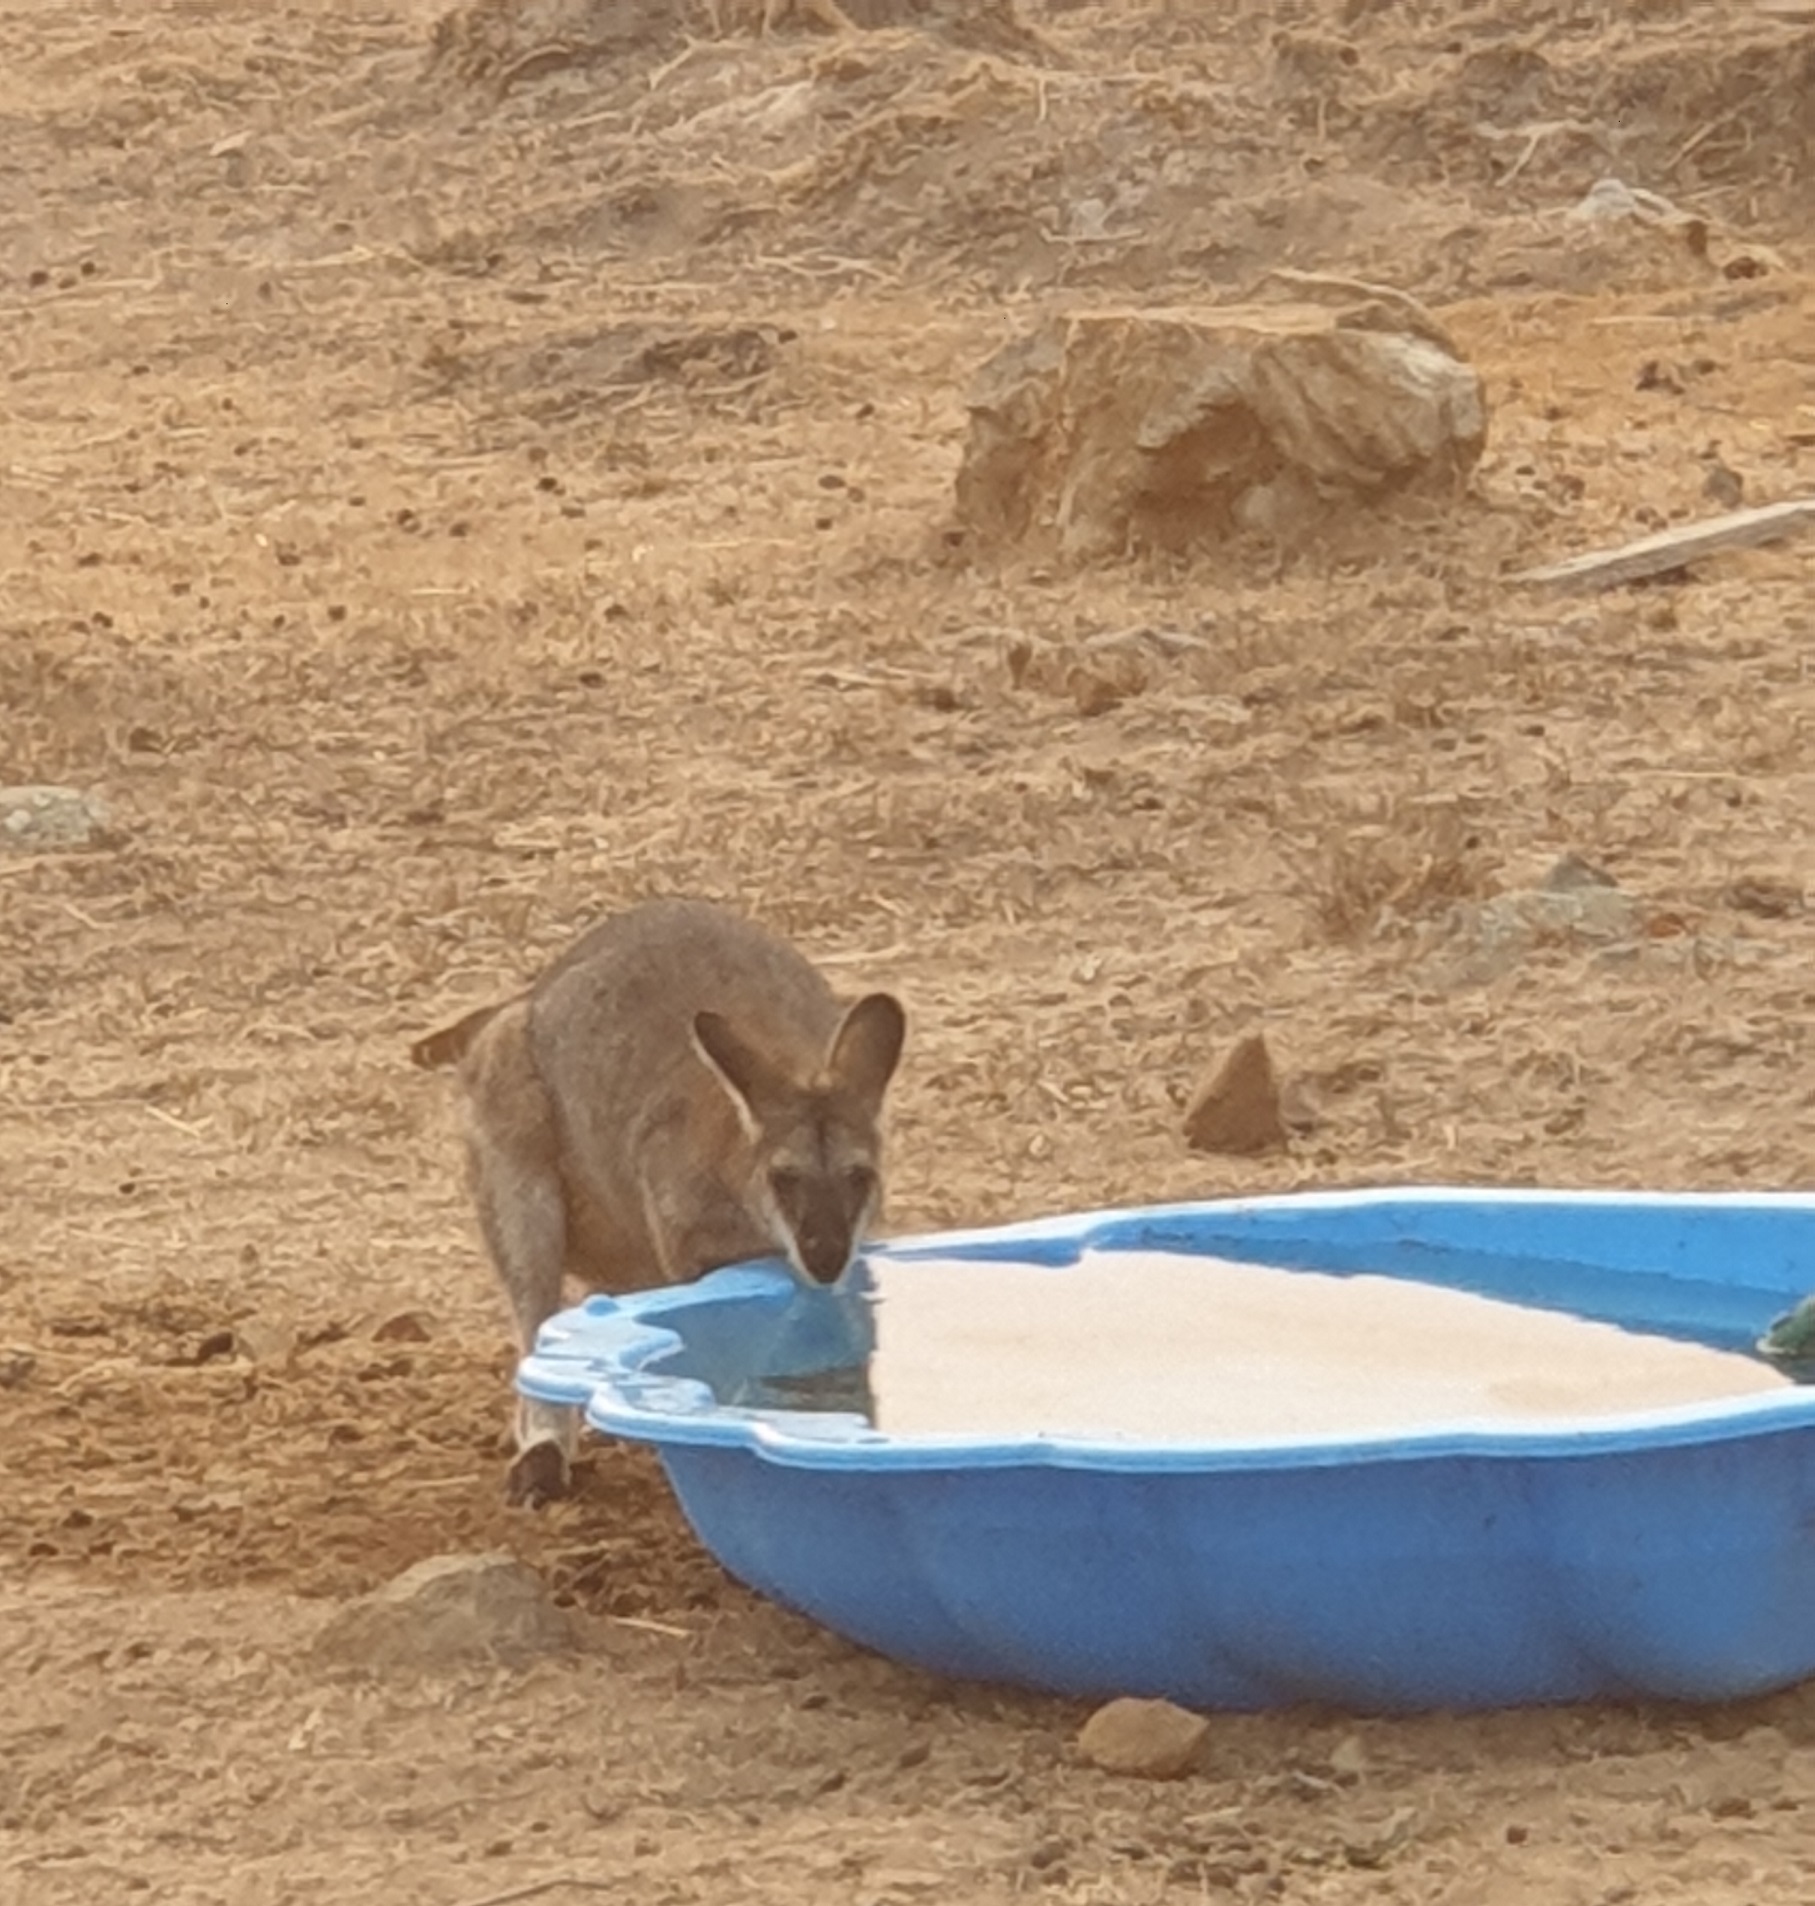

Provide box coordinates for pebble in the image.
[1076,1696,1209,1778]
[1183,1032,1288,1156]
[372,1309,437,1343]
[231,1318,294,1363]
[0,785,111,853]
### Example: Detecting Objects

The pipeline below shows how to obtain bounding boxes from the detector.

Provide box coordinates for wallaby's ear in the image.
[693,1011,792,1129]
[827,993,906,1109]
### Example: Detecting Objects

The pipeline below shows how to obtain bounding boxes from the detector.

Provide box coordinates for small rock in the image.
[1183,1033,1289,1156]
[373,1309,437,1344]
[1430,881,1644,986]
[1343,1804,1419,1867]
[1524,889,1646,941]
[1567,176,1693,230]
[0,1348,37,1389]
[311,1553,574,1674]
[0,785,111,853]
[231,1317,294,1363]
[1702,460,1745,509]
[1590,933,1767,977]
[1277,1074,1321,1137]
[1076,1696,1209,1779]
[1543,851,1618,893]
[1723,874,1803,919]
[178,1329,237,1366]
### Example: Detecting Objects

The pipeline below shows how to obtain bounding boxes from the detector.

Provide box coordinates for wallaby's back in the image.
[527,898,845,1221]
[409,900,838,1079]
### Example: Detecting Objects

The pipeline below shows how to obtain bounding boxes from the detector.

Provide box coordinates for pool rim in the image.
[516,1185,1815,1473]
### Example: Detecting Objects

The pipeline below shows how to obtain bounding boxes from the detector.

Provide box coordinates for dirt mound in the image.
[0,1275,726,1622]
[427,0,1043,96]
[795,0,1049,55]
[427,0,690,93]
[1345,12,1815,212]
[410,0,1810,299]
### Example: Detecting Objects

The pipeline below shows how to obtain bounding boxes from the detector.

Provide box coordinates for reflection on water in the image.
[718,1264,877,1417]
[713,1249,1795,1442]
[731,1361,875,1416]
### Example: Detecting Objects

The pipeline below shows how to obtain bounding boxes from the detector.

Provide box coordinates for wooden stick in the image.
[456,1880,619,1906]
[606,1613,692,1639]
[1512,497,1815,591]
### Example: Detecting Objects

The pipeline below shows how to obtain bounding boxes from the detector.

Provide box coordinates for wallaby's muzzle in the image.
[794,1220,859,1286]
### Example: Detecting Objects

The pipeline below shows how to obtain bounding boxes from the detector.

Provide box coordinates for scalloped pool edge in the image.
[519,1186,1815,1472]
[513,1187,1815,1710]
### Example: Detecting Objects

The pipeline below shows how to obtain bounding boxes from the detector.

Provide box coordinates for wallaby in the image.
[411,898,906,1506]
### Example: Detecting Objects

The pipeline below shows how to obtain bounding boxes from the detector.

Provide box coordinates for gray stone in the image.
[1591,933,1774,977]
[230,1317,294,1363]
[1427,882,1644,987]
[1542,852,1619,893]
[0,785,111,853]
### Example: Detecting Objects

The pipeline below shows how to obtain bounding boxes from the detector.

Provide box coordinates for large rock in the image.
[1428,857,1645,988]
[955,303,1486,560]
[312,1553,575,1674]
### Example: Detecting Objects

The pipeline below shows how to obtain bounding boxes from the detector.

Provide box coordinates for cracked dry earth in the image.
[4,2,1815,1903]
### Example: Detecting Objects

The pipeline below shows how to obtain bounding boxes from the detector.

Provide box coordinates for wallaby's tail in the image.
[410,1002,504,1070]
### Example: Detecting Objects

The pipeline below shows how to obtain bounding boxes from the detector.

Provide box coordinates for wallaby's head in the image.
[692,992,906,1285]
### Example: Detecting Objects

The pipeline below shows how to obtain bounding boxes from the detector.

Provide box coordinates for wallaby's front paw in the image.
[505,1441,571,1508]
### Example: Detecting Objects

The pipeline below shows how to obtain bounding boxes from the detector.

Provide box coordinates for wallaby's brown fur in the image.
[413,898,906,1504]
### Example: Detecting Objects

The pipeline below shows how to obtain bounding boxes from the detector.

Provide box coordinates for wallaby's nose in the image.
[797,1227,852,1285]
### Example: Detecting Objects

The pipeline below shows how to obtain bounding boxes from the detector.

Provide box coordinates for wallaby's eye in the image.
[768,1166,805,1204]
[843,1164,877,1203]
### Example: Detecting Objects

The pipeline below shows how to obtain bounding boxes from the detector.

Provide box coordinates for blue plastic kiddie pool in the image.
[517,1188,1815,1714]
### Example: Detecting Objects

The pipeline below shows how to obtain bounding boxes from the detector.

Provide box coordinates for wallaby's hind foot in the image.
[508,1394,580,1509]
[505,1439,571,1508]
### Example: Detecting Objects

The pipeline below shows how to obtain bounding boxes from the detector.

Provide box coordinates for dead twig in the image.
[455,1882,620,1906]
[606,1613,692,1638]
[1477,117,1608,185]
[1669,102,1752,173]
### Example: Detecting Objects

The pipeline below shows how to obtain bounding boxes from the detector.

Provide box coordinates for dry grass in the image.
[1301,796,1496,946]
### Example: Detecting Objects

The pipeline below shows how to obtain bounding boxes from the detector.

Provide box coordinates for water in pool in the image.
[725,1248,1794,1440]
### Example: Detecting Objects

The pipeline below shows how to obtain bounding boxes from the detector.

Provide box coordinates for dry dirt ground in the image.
[4,0,1815,1900]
